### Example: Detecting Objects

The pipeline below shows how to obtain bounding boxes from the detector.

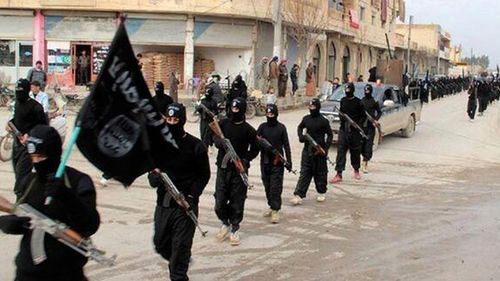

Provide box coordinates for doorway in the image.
[313,44,321,87]
[71,44,91,86]
[342,46,350,83]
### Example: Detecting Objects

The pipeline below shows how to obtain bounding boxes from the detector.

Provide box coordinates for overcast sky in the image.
[406,0,499,69]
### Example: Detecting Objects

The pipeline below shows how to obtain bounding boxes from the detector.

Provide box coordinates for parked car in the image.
[320,82,422,150]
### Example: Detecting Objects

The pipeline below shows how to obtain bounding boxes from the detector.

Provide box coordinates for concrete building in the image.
[0,0,406,92]
[395,24,452,76]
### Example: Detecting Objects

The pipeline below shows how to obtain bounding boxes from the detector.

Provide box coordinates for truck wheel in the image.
[401,115,415,138]
[373,129,380,151]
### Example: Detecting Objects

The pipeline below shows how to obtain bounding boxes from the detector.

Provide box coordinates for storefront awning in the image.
[0,15,33,40]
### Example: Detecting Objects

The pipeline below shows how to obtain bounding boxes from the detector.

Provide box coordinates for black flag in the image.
[76,20,178,186]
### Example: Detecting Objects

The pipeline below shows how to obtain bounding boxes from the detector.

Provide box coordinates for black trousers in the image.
[361,126,376,162]
[154,205,196,281]
[467,99,477,119]
[199,120,212,147]
[294,148,328,198]
[214,168,247,232]
[260,164,284,211]
[335,129,361,173]
[13,143,32,198]
[479,97,488,113]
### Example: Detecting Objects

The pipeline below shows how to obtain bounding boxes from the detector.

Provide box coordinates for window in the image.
[0,40,15,67]
[360,7,365,21]
[19,43,33,67]
[372,14,376,25]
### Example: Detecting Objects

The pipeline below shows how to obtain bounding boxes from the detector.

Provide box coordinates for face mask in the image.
[16,91,29,102]
[345,90,354,98]
[231,111,245,123]
[266,116,278,125]
[34,158,59,177]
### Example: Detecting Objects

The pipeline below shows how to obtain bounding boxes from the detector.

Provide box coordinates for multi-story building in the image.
[0,0,405,90]
[395,23,452,76]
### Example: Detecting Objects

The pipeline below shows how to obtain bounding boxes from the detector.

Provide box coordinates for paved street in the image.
[2,92,500,281]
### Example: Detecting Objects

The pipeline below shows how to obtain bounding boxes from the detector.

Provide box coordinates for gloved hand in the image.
[298,135,305,143]
[0,215,30,235]
[241,159,250,170]
[213,138,225,149]
[148,172,163,188]
[185,195,196,210]
[45,175,66,199]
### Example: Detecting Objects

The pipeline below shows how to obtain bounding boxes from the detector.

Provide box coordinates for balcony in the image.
[439,48,450,60]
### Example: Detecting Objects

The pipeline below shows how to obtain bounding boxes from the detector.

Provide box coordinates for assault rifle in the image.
[303,132,335,166]
[8,121,23,138]
[336,108,369,139]
[200,105,249,187]
[0,195,116,266]
[158,172,208,237]
[364,110,382,136]
[256,136,296,174]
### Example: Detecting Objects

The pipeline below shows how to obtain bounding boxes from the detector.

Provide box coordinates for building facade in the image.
[395,23,452,76]
[0,0,408,91]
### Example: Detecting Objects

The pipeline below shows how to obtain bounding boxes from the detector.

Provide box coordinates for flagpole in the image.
[46,15,128,205]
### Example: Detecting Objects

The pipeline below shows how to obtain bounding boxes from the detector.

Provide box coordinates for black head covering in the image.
[166,103,186,140]
[309,98,321,117]
[230,97,246,122]
[345,83,355,98]
[266,103,279,125]
[364,84,373,97]
[15,78,31,102]
[27,125,62,176]
[155,81,165,96]
[205,87,214,98]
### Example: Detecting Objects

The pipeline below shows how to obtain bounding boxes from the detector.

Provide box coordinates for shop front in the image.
[0,11,34,85]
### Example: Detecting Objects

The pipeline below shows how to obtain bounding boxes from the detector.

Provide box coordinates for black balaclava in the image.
[364,84,373,98]
[266,104,279,126]
[309,98,321,117]
[27,125,62,177]
[155,81,165,96]
[166,103,186,140]
[15,78,31,103]
[345,83,355,98]
[230,97,247,123]
[205,87,214,99]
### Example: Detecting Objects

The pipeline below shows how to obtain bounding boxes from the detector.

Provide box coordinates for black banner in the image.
[76,21,178,186]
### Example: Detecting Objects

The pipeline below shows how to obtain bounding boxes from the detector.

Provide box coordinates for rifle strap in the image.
[14,172,71,208]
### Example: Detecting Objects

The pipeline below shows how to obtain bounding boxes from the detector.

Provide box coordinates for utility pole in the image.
[407,16,413,77]
[470,48,474,76]
[272,0,282,58]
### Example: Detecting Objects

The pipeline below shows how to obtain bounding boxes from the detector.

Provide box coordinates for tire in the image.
[401,115,416,138]
[246,104,256,119]
[256,104,266,116]
[0,134,14,162]
[186,107,200,123]
[373,129,381,151]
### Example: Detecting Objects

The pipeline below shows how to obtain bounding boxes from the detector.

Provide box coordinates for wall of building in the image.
[195,46,253,83]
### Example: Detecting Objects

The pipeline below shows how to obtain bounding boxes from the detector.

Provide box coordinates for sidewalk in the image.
[52,86,316,112]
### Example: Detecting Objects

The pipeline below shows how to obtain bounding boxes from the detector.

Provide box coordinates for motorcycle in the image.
[0,91,67,162]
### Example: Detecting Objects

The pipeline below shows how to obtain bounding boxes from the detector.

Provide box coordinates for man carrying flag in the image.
[147,103,210,281]
[75,18,208,281]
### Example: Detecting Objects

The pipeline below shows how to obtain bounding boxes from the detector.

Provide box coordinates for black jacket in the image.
[153,94,174,115]
[297,114,333,153]
[12,98,48,135]
[339,96,365,131]
[361,96,382,128]
[197,97,218,121]
[257,121,292,166]
[155,133,210,205]
[215,118,259,169]
[7,167,99,281]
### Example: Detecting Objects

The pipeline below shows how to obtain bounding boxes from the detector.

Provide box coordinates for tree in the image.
[281,0,329,64]
[463,55,490,69]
